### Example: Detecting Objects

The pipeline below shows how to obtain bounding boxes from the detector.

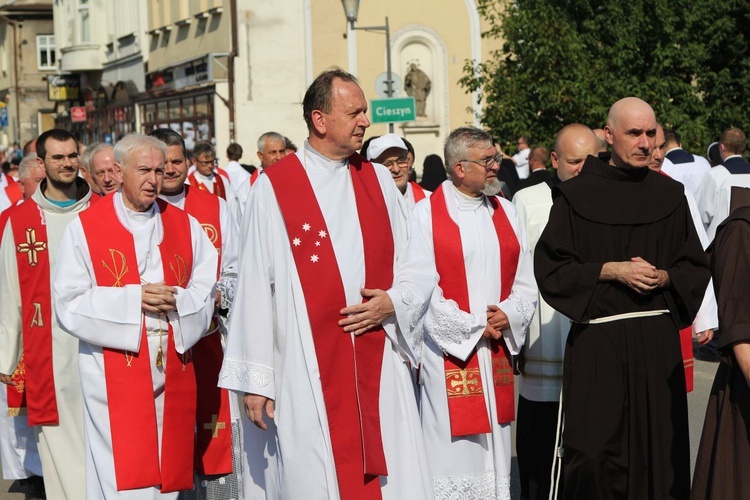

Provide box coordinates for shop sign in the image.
[48,74,81,101]
[71,106,87,122]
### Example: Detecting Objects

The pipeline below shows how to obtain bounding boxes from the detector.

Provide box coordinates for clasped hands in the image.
[602,257,669,295]
[483,305,509,340]
[142,282,178,313]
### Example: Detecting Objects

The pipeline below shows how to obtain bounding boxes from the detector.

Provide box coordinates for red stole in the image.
[181,187,233,475]
[80,195,197,492]
[410,181,427,202]
[430,185,519,437]
[9,200,58,426]
[0,205,24,416]
[250,169,259,185]
[188,172,226,200]
[265,153,392,500]
[4,176,22,205]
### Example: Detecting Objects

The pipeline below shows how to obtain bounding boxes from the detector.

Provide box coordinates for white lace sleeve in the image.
[423,291,485,361]
[218,355,274,396]
[509,289,534,332]
[398,288,427,355]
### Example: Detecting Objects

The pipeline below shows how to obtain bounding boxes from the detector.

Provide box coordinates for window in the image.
[140,93,215,153]
[37,35,56,70]
[78,0,91,43]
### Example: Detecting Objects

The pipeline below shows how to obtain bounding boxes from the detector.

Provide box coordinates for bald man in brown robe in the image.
[534,98,711,500]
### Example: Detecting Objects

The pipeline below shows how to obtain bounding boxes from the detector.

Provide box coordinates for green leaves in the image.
[464,0,750,152]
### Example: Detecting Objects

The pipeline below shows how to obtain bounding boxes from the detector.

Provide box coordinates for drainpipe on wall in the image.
[2,15,21,143]
[227,0,237,143]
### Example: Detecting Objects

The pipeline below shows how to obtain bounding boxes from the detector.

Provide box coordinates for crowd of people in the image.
[0,67,746,500]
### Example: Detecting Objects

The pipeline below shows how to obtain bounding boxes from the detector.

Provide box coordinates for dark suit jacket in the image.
[517,169,553,191]
[497,158,521,198]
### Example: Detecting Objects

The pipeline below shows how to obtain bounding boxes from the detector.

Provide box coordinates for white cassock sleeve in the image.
[53,215,217,354]
[685,190,718,333]
[383,185,438,367]
[217,197,240,311]
[694,168,722,230]
[493,198,537,355]
[0,223,23,375]
[219,176,277,399]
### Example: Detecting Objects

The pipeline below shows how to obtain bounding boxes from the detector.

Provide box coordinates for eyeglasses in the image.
[460,154,501,171]
[195,158,217,167]
[382,157,409,169]
[46,153,79,165]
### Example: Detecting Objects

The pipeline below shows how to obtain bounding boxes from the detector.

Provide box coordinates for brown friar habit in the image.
[691,204,750,500]
[534,155,710,500]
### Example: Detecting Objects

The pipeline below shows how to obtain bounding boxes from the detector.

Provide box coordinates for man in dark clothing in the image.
[517,146,551,191]
[534,97,711,500]
[692,186,750,500]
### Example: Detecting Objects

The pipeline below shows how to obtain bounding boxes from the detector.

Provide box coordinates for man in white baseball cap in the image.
[367,133,429,208]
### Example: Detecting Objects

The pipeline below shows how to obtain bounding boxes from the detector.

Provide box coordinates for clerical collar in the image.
[451,183,484,209]
[160,190,186,205]
[113,191,164,241]
[304,140,349,168]
[194,170,215,182]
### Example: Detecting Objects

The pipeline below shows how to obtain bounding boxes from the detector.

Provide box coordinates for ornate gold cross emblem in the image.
[492,357,514,387]
[445,368,484,398]
[16,228,46,267]
[203,413,226,438]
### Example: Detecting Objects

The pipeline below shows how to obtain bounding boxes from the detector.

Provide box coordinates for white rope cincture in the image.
[576,309,669,325]
[549,386,564,500]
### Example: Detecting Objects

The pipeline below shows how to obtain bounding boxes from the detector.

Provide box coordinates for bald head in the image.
[551,124,599,182]
[604,97,656,169]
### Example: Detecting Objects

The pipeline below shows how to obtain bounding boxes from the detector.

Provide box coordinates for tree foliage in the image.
[461,0,750,153]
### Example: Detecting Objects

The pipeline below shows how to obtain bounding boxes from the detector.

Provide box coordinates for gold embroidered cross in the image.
[16,228,46,267]
[451,369,480,396]
[204,414,226,438]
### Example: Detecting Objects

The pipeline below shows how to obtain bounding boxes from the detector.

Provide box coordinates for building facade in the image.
[7,1,499,169]
[233,0,502,175]
[141,0,231,153]
[0,0,56,147]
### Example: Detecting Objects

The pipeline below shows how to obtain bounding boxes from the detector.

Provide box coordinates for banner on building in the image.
[48,74,81,101]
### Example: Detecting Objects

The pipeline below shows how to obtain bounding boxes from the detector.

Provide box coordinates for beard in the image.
[481,177,504,197]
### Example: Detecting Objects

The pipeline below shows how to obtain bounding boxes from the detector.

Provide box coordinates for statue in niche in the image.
[404,63,431,118]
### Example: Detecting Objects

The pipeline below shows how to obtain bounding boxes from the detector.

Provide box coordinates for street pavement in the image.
[0,358,720,499]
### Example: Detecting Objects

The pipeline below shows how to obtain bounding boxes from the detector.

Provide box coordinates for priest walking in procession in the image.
[218,68,435,500]
[412,126,537,499]
[149,127,243,499]
[534,97,711,499]
[53,134,218,498]
[0,129,94,499]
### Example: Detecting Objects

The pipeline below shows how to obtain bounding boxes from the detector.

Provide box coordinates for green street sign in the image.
[370,97,416,124]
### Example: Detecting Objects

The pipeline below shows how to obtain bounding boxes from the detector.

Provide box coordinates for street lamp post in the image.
[341,0,394,133]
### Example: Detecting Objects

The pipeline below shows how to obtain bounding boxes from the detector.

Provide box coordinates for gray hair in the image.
[257,131,286,152]
[114,134,167,168]
[18,153,38,179]
[443,127,494,176]
[82,142,114,171]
